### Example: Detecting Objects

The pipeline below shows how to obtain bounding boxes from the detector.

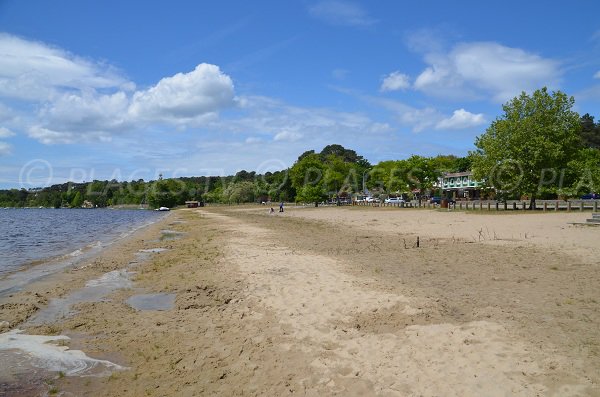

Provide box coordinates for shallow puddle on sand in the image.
[126,293,176,311]
[0,329,127,395]
[158,229,185,241]
[27,248,170,325]
[26,269,133,325]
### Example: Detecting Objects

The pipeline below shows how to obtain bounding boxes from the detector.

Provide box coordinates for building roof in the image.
[442,171,473,178]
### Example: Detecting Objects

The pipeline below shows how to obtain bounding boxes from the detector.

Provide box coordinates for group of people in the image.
[269,202,284,214]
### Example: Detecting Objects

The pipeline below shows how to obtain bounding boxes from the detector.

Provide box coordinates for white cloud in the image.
[413,42,561,103]
[245,137,263,144]
[0,127,15,138]
[309,1,376,27]
[380,71,411,92]
[24,64,233,143]
[0,141,11,156]
[399,107,440,133]
[0,35,237,144]
[274,130,303,142]
[435,109,485,130]
[129,63,234,124]
[27,91,131,144]
[0,33,131,101]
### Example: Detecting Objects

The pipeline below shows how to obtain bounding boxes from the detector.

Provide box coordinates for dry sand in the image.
[0,206,598,396]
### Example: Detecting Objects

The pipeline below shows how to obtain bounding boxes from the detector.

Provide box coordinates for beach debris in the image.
[0,329,127,376]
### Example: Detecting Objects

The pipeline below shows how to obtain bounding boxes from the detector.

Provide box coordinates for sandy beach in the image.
[1,206,599,396]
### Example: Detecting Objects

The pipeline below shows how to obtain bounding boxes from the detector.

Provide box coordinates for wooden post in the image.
[495,202,499,211]
[580,201,584,212]
[594,201,598,212]
[487,201,491,211]
[459,202,462,210]
[503,201,507,211]
[522,201,526,210]
[479,201,483,210]
[567,201,571,212]
[555,201,559,211]
[543,202,547,212]
[512,202,516,210]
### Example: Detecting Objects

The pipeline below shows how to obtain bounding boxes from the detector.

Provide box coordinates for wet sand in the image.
[0,206,599,396]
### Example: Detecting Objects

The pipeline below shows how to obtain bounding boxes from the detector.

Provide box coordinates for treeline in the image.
[2,89,600,209]
[0,172,293,209]
[0,144,469,208]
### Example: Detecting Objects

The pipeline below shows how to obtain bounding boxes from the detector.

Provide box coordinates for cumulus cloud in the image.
[0,33,131,101]
[28,91,130,144]
[435,109,485,130]
[274,130,303,142]
[0,34,237,144]
[26,64,233,143]
[129,63,234,124]
[413,41,561,103]
[0,141,11,156]
[0,127,15,138]
[380,71,410,92]
[308,1,376,27]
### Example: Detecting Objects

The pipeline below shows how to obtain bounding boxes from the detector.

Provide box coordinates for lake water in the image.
[0,208,166,277]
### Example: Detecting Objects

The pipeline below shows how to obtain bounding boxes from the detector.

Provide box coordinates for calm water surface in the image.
[0,208,166,276]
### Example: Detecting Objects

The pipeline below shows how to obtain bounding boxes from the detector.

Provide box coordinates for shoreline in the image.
[0,210,173,328]
[0,209,169,296]
[1,207,599,396]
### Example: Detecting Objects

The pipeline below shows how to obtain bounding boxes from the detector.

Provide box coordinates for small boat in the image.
[156,207,170,211]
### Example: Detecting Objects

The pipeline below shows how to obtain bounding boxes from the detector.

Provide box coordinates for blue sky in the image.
[1,0,600,188]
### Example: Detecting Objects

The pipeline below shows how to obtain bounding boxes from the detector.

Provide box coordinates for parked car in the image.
[365,196,380,203]
[385,197,405,204]
[581,193,599,200]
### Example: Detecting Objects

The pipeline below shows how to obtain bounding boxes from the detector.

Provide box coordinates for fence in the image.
[353,200,600,212]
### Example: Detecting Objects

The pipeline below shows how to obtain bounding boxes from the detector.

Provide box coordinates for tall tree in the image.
[319,144,366,164]
[471,87,582,208]
[289,153,327,206]
[580,113,600,149]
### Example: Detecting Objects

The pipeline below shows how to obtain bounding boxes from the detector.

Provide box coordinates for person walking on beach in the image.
[279,202,284,212]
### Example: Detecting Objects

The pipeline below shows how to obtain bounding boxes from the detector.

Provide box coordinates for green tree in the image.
[403,155,439,193]
[290,153,327,206]
[147,179,181,208]
[580,113,600,149]
[224,181,256,203]
[70,191,83,208]
[471,87,582,208]
[562,148,600,197]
